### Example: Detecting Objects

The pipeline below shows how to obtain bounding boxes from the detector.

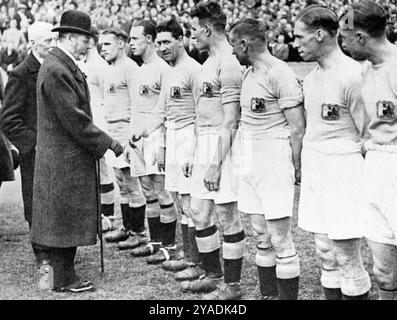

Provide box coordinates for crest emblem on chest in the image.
[203,82,213,97]
[108,83,116,94]
[376,100,395,120]
[321,104,340,121]
[139,84,150,95]
[251,97,266,113]
[170,86,181,98]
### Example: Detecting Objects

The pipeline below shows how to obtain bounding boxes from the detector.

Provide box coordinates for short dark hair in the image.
[156,18,183,39]
[340,0,387,38]
[132,19,157,40]
[230,18,267,44]
[190,1,227,33]
[296,5,339,37]
[102,27,128,42]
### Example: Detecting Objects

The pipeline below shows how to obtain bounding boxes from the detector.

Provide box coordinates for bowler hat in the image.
[52,10,95,37]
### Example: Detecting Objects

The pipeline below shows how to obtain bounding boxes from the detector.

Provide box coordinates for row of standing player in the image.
[82,0,397,300]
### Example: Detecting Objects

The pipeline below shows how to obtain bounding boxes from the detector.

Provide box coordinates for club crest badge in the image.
[251,97,265,113]
[139,84,150,96]
[203,82,213,97]
[321,104,340,121]
[108,83,116,95]
[376,100,395,120]
[170,86,181,98]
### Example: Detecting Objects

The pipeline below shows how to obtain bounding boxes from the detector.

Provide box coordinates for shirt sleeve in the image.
[272,65,304,110]
[346,73,369,138]
[219,58,243,105]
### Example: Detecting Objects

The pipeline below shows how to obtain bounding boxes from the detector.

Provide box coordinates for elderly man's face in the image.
[35,34,57,59]
[71,34,90,60]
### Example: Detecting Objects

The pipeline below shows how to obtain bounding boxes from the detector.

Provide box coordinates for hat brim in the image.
[52,26,95,37]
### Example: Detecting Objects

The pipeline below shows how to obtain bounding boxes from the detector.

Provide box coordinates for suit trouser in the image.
[21,148,50,264]
[47,247,78,289]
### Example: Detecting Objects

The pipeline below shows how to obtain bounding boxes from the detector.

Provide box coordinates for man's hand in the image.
[124,145,133,164]
[203,164,221,191]
[152,146,165,172]
[181,155,194,178]
[294,168,301,186]
[130,128,148,146]
[110,139,123,157]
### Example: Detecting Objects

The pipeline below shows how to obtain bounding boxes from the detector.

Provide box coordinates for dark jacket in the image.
[0,128,14,183]
[0,52,40,225]
[0,48,20,73]
[31,47,113,248]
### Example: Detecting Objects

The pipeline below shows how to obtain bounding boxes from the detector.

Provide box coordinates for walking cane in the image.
[95,159,105,275]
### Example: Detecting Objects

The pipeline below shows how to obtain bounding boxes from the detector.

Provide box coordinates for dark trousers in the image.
[20,148,35,226]
[47,247,78,289]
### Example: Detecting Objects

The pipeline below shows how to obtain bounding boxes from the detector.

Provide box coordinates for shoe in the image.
[162,257,190,272]
[54,279,94,293]
[131,242,161,257]
[180,274,223,293]
[202,283,243,300]
[174,264,206,281]
[118,232,148,250]
[104,227,131,243]
[38,262,54,290]
[101,215,116,233]
[146,245,177,264]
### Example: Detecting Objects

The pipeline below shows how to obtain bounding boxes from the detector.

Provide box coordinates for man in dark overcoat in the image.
[0,129,14,187]
[31,10,123,293]
[0,21,56,266]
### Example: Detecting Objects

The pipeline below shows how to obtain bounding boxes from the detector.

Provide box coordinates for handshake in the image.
[128,129,148,149]
[109,139,124,157]
[109,128,149,157]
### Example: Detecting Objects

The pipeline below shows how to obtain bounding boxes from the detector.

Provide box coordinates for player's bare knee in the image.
[157,190,173,206]
[315,239,337,268]
[373,265,396,289]
[269,229,294,257]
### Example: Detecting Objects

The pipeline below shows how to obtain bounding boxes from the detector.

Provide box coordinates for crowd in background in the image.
[0,0,397,72]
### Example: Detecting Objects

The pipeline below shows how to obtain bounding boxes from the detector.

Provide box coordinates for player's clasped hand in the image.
[182,160,193,178]
[152,146,166,172]
[203,164,221,191]
[110,140,124,157]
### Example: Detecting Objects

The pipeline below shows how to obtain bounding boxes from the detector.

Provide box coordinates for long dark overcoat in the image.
[31,47,113,248]
[0,52,40,225]
[0,129,14,182]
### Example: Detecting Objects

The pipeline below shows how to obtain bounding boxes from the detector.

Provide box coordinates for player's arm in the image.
[277,69,306,185]
[284,106,306,184]
[204,62,242,191]
[347,74,370,145]
[182,71,200,177]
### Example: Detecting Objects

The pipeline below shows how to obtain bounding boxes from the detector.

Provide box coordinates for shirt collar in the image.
[57,43,78,66]
[32,51,43,65]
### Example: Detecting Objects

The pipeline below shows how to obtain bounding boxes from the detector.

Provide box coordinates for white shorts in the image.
[298,147,364,240]
[103,149,129,169]
[99,157,115,185]
[130,127,164,177]
[237,133,295,220]
[165,125,195,194]
[362,149,397,246]
[190,128,238,204]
